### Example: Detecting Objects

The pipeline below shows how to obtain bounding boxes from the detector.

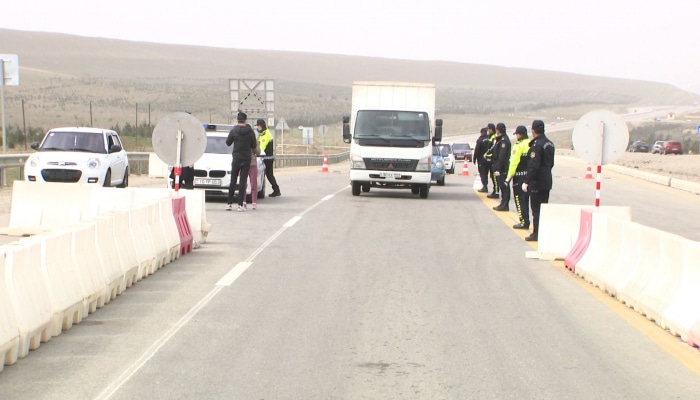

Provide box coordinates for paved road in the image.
[1,162,700,399]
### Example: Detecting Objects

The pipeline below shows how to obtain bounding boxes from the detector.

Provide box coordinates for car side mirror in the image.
[109,144,122,153]
[342,115,351,144]
[30,142,39,150]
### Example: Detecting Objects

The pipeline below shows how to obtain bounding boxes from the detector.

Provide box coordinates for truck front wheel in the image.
[411,185,420,195]
[352,181,361,196]
[419,184,430,199]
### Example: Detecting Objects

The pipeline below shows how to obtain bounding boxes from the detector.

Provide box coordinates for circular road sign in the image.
[152,112,207,166]
[572,109,629,165]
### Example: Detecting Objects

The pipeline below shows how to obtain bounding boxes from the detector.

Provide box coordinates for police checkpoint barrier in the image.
[530,204,631,261]
[178,188,210,247]
[564,209,700,348]
[148,151,170,178]
[19,231,86,337]
[0,182,207,372]
[3,241,53,359]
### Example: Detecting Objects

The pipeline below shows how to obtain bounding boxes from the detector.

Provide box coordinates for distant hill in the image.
[1,28,698,134]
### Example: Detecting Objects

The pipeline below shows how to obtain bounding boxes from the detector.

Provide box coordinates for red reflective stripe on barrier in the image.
[172,197,193,255]
[564,209,594,273]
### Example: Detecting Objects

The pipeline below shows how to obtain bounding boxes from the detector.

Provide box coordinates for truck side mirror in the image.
[342,115,351,144]
[434,119,443,143]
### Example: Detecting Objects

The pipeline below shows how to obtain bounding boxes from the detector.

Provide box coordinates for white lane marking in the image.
[216,262,252,286]
[94,286,223,400]
[94,186,347,400]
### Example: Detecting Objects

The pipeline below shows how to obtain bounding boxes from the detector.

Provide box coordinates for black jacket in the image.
[525,134,555,191]
[226,124,258,160]
[491,134,511,174]
[473,133,491,164]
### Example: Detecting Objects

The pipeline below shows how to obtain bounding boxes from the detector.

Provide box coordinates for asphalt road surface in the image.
[1,160,700,399]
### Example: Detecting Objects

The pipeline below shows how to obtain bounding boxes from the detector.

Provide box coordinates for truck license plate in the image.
[195,178,221,186]
[380,172,402,178]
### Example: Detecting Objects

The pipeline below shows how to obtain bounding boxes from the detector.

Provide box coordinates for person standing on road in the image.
[506,125,532,229]
[523,119,555,241]
[256,119,281,197]
[484,123,499,199]
[473,127,490,193]
[244,139,262,210]
[225,112,258,212]
[492,123,511,211]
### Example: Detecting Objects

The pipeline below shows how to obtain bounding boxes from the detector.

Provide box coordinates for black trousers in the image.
[263,159,279,191]
[228,157,250,206]
[530,189,550,235]
[497,174,510,206]
[478,161,490,191]
[489,163,499,194]
[513,179,530,226]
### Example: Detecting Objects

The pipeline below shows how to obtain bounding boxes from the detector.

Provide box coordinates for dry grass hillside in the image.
[1,28,699,141]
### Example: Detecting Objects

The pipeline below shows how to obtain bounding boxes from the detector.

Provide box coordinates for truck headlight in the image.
[349,153,366,169]
[416,156,431,172]
[87,158,101,169]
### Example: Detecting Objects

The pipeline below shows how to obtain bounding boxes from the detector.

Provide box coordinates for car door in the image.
[107,133,126,184]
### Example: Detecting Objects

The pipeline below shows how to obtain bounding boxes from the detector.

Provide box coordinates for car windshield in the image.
[40,131,106,153]
[354,110,430,140]
[437,144,451,155]
[453,143,470,150]
[205,136,231,154]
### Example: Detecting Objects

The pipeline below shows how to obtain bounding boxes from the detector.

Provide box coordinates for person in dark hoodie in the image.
[491,122,511,211]
[473,127,490,193]
[225,111,258,211]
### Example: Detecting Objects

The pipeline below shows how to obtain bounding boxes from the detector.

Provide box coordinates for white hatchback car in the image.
[437,143,456,174]
[25,127,129,187]
[190,124,266,202]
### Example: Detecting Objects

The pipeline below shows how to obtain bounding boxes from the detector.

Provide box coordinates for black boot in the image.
[270,185,281,197]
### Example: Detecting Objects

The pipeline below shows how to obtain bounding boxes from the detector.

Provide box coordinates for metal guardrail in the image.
[0,151,350,186]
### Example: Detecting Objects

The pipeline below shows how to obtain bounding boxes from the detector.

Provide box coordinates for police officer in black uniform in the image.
[484,123,499,198]
[492,122,511,211]
[473,127,490,193]
[523,120,555,241]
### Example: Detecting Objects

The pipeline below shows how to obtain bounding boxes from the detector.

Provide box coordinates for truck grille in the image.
[364,158,417,171]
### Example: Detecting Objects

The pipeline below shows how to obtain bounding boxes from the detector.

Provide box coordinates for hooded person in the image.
[256,118,281,197]
[225,112,258,211]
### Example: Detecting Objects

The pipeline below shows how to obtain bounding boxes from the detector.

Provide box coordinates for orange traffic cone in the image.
[322,154,329,173]
[461,160,470,176]
[584,164,593,179]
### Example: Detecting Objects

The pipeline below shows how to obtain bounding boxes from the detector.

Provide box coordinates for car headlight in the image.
[417,156,431,172]
[28,155,39,168]
[435,160,444,169]
[87,158,101,169]
[349,153,366,169]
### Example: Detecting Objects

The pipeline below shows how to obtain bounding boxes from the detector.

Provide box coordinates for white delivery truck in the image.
[342,81,443,198]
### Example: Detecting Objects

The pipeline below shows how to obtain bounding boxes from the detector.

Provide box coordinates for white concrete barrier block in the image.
[19,232,85,337]
[616,226,663,311]
[4,242,54,358]
[670,178,700,195]
[128,205,158,279]
[603,222,643,298]
[106,211,140,288]
[91,217,128,301]
[148,152,170,178]
[660,241,700,341]
[67,223,109,314]
[537,204,631,260]
[156,198,181,263]
[637,231,687,323]
[180,189,210,247]
[0,248,20,370]
[577,214,627,292]
[573,212,610,281]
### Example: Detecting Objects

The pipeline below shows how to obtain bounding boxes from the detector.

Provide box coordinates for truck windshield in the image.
[355,110,430,140]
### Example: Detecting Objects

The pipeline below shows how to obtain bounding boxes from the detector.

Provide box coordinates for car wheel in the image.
[116,167,129,188]
[258,179,265,199]
[419,184,430,199]
[103,169,111,187]
[352,181,361,196]
[437,176,445,186]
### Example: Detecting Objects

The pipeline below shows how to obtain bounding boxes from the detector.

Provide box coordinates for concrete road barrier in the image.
[179,189,210,247]
[603,222,643,298]
[616,227,663,312]
[106,210,140,288]
[537,204,631,261]
[128,205,158,279]
[3,241,54,358]
[148,153,170,178]
[661,241,700,342]
[19,231,85,337]
[0,248,20,371]
[68,223,109,314]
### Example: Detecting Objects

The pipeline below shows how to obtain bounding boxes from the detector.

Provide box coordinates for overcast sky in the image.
[2,0,699,92]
